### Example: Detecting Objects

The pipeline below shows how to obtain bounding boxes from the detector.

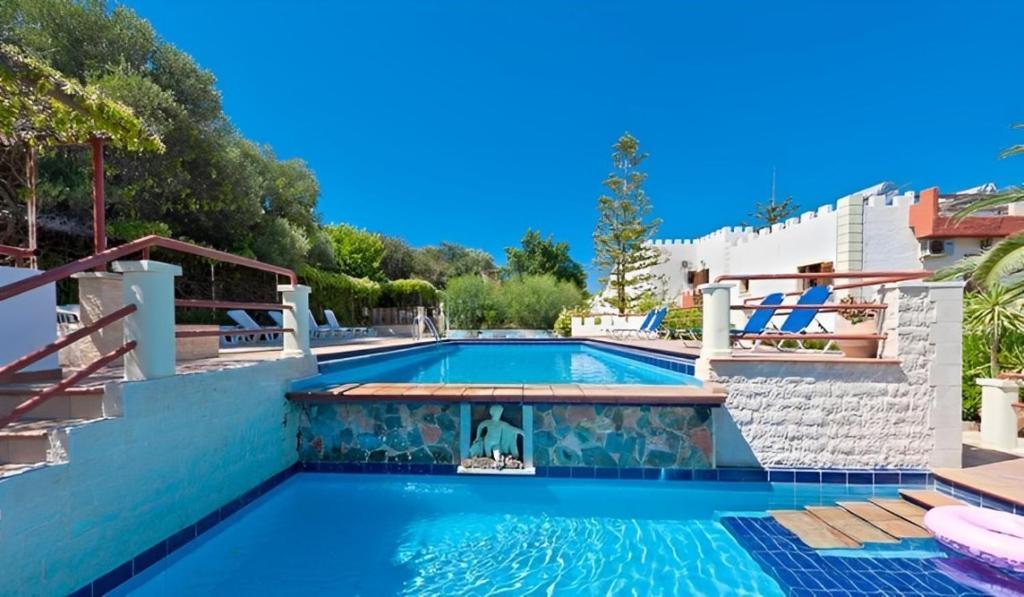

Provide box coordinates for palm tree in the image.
[963,286,1024,377]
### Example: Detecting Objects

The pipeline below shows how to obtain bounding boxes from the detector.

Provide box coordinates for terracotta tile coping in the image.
[933,459,1024,508]
[710,355,901,365]
[287,382,726,406]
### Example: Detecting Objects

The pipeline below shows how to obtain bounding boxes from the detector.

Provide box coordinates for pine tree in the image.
[593,133,664,314]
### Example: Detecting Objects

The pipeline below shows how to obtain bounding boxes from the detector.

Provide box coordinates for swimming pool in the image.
[305,341,700,387]
[112,474,962,596]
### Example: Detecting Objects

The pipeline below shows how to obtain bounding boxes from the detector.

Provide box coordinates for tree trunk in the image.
[991,331,1001,377]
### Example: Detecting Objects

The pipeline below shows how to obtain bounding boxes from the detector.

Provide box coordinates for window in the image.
[797,261,834,290]
[688,268,710,287]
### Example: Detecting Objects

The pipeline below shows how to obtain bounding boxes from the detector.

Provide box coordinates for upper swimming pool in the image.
[303,341,700,387]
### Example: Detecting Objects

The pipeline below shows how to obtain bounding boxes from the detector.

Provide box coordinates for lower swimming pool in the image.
[306,341,700,387]
[109,474,987,596]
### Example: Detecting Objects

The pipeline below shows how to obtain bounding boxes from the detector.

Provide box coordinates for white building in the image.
[592,181,1024,313]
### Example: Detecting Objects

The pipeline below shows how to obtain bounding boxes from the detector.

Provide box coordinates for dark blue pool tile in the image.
[167,524,197,554]
[363,462,387,474]
[218,497,243,520]
[91,561,132,596]
[665,469,693,481]
[899,471,929,486]
[642,467,662,480]
[872,471,900,485]
[768,469,795,483]
[340,462,364,473]
[408,463,431,475]
[387,463,410,475]
[195,510,220,536]
[430,464,457,475]
[571,466,595,479]
[547,466,572,478]
[821,471,847,484]
[693,469,718,481]
[846,471,873,485]
[793,470,821,483]
[594,467,619,479]
[132,539,168,575]
[718,468,768,483]
[618,467,643,479]
[67,584,92,597]
[532,466,548,477]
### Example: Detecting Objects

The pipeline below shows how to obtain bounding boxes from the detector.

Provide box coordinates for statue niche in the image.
[464,404,525,470]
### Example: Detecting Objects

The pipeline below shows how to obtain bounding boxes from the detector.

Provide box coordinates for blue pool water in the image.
[304,342,700,387]
[114,474,918,596]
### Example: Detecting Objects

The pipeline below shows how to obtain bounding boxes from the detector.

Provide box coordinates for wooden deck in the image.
[770,490,952,550]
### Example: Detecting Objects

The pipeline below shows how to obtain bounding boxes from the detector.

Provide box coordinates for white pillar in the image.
[696,283,733,378]
[112,260,181,381]
[278,284,311,356]
[979,378,1021,451]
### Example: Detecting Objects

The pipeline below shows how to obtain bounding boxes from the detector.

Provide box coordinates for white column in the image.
[278,284,312,356]
[112,260,182,381]
[696,283,733,378]
[978,378,1021,451]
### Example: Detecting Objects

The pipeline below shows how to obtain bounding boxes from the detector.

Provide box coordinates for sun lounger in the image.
[737,286,833,350]
[226,309,281,343]
[610,310,655,339]
[323,309,375,337]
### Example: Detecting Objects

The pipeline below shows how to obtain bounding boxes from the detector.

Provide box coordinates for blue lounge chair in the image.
[677,293,784,345]
[749,285,833,350]
[610,310,655,339]
[635,307,669,340]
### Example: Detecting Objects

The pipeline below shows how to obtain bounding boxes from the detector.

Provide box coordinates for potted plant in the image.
[835,296,879,358]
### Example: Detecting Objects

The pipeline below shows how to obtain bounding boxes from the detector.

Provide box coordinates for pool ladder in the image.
[415,314,441,343]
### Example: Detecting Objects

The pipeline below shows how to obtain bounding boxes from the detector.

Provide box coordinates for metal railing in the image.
[415,314,441,343]
[0,235,297,429]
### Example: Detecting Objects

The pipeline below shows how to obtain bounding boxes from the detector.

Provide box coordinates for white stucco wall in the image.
[862,192,921,272]
[0,355,315,595]
[0,266,57,372]
[571,314,650,337]
[710,281,963,470]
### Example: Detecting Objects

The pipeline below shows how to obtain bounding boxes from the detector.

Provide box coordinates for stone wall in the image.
[709,281,964,470]
[533,404,713,468]
[297,402,460,464]
[0,355,315,596]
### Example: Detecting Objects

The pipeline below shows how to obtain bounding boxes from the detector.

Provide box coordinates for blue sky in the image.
[124,1,1023,289]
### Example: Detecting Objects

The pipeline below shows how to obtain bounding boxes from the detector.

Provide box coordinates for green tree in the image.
[500,274,585,329]
[746,196,799,228]
[380,235,416,280]
[443,275,502,329]
[412,242,496,288]
[593,133,664,314]
[963,286,1024,377]
[325,224,385,280]
[504,229,586,289]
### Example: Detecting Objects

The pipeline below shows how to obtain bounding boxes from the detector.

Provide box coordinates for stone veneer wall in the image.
[0,355,315,596]
[297,402,460,464]
[709,281,963,470]
[533,404,712,468]
[299,402,714,470]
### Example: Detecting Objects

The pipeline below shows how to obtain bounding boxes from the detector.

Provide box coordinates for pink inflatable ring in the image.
[924,505,1024,573]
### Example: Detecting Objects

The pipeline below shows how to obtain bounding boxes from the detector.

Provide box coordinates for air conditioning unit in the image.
[920,239,950,258]
[680,260,690,270]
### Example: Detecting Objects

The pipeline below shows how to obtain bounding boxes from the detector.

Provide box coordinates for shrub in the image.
[500,275,585,329]
[663,307,701,332]
[380,279,439,308]
[443,275,502,329]
[299,265,381,325]
[108,219,172,241]
[554,305,588,337]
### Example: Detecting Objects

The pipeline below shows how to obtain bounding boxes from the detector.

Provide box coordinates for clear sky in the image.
[123,1,1023,289]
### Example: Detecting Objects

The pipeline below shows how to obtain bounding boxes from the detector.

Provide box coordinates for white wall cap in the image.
[976,377,1021,389]
[277,284,311,294]
[111,260,183,276]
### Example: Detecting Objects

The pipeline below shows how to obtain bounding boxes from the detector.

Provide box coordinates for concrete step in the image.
[869,498,928,528]
[805,506,898,544]
[769,510,861,549]
[0,386,105,420]
[899,489,964,510]
[838,501,932,539]
[0,418,89,465]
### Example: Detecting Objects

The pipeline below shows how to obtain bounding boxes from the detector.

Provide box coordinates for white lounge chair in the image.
[226,309,280,342]
[323,309,376,337]
[307,311,334,339]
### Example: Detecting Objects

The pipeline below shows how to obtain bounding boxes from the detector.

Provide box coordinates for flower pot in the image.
[835,319,878,358]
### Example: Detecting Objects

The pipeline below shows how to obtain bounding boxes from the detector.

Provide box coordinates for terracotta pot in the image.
[835,319,878,358]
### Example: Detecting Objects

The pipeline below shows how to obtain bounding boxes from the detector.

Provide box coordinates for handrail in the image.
[731,303,887,311]
[0,341,136,429]
[0,244,38,259]
[0,304,137,383]
[0,235,297,303]
[715,270,930,283]
[175,327,292,338]
[415,314,441,343]
[174,299,292,311]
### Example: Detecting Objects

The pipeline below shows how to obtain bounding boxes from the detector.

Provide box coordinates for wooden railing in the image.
[0,235,297,429]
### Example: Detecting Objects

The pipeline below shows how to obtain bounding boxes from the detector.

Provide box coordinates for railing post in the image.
[112,260,181,381]
[696,283,733,378]
[278,284,311,356]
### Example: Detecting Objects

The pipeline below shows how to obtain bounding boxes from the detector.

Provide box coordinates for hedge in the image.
[380,279,439,308]
[300,265,381,325]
